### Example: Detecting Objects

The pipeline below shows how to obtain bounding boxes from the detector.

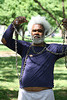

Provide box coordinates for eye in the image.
[32,29,44,32]
[37,29,44,33]
[32,30,37,32]
[33,30,36,32]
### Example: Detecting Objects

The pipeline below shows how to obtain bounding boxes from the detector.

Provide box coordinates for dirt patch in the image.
[0,51,19,57]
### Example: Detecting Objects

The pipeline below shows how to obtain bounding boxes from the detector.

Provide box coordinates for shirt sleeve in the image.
[57,44,67,59]
[2,24,27,56]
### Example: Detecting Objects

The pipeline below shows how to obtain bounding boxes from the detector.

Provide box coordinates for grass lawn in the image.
[0,37,63,52]
[24,37,63,43]
[0,57,21,100]
[0,37,67,100]
[0,57,67,100]
[54,58,67,100]
[0,45,12,51]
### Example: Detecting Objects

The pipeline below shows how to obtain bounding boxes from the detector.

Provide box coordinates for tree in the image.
[0,0,67,39]
[33,0,67,39]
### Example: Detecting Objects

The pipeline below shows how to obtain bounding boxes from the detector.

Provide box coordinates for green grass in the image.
[0,37,63,51]
[0,57,67,100]
[0,45,11,51]
[45,37,63,43]
[0,57,21,100]
[24,37,63,43]
[0,37,66,100]
[54,58,67,100]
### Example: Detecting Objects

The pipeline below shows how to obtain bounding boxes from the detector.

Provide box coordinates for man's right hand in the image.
[13,16,28,26]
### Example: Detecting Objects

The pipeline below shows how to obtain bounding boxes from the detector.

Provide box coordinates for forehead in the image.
[32,24,44,30]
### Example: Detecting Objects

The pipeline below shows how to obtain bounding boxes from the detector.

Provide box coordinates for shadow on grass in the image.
[0,57,66,82]
[0,56,67,100]
[0,88,18,100]
[54,73,67,80]
[54,89,67,100]
[0,57,21,82]
[0,88,67,100]
[55,57,65,65]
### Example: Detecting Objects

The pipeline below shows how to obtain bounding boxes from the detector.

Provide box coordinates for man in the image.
[1,15,67,100]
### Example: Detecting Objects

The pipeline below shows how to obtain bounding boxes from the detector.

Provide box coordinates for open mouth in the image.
[34,36,40,38]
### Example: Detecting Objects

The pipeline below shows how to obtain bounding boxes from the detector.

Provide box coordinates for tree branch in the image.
[62,0,65,19]
[34,0,61,28]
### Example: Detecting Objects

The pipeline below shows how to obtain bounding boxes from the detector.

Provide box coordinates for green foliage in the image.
[0,0,67,28]
[36,0,67,26]
[0,0,5,4]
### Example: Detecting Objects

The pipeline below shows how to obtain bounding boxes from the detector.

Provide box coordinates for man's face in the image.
[31,24,45,44]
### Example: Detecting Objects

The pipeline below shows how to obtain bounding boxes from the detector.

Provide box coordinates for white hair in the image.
[28,15,50,35]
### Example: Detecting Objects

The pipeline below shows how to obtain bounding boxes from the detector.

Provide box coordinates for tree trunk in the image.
[19,27,25,41]
[62,0,65,18]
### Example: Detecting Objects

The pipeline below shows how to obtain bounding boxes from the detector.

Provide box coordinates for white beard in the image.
[32,36,44,44]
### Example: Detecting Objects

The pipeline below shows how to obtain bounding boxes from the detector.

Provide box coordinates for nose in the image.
[34,31,39,35]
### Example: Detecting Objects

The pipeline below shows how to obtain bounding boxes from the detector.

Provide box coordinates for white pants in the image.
[18,88,55,100]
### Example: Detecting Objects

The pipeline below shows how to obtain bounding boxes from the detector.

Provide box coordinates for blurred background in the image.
[0,0,67,100]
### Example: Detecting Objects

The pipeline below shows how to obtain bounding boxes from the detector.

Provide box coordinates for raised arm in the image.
[1,16,28,56]
[1,16,27,44]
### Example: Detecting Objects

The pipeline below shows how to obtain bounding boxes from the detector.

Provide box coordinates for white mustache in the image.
[31,35,44,44]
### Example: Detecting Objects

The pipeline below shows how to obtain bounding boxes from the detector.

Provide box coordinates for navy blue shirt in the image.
[3,24,67,88]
